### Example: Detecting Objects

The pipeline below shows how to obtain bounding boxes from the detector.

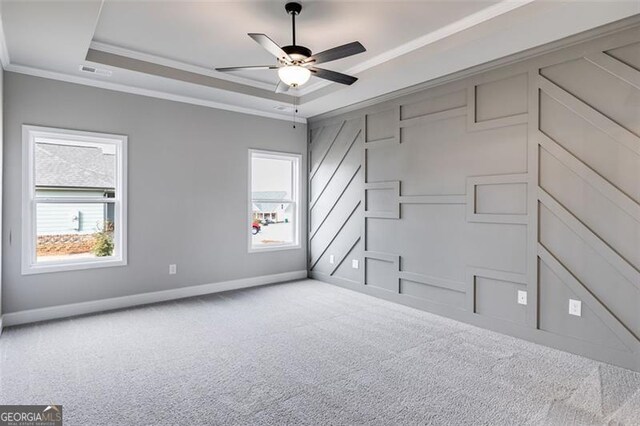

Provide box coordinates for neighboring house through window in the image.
[249,150,300,252]
[22,126,127,274]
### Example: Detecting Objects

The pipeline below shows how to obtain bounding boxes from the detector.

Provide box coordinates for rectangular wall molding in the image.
[309,23,640,372]
[364,181,400,219]
[364,106,400,147]
[399,271,466,293]
[399,106,466,129]
[466,267,527,313]
[466,81,528,132]
[466,174,529,224]
[399,194,466,205]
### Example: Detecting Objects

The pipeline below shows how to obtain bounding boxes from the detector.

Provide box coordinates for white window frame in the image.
[22,125,128,274]
[248,149,301,253]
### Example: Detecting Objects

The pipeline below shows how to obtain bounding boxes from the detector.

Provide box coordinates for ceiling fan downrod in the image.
[285,2,302,47]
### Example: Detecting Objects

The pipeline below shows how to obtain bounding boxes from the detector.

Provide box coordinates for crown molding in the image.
[5,63,306,123]
[296,0,535,96]
[0,12,10,69]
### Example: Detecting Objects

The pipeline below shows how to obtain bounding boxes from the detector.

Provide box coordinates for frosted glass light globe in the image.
[278,65,311,87]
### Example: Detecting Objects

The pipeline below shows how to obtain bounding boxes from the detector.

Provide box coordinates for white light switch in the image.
[352,259,359,269]
[517,290,527,305]
[329,255,335,264]
[569,299,582,317]
[169,264,177,275]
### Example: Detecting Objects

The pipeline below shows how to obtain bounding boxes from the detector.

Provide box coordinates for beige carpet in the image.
[1,279,639,425]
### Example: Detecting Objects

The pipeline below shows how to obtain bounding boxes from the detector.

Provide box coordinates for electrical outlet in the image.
[352,259,359,269]
[517,290,527,305]
[329,255,335,264]
[169,264,177,275]
[569,299,582,317]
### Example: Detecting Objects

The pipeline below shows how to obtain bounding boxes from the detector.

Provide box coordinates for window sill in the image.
[248,244,301,254]
[21,257,127,275]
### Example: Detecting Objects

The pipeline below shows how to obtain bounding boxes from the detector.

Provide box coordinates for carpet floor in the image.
[1,279,639,425]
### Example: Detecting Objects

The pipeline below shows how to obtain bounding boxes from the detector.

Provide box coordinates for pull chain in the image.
[292,96,298,129]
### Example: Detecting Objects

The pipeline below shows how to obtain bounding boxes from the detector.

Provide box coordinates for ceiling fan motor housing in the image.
[285,2,302,16]
[282,45,312,63]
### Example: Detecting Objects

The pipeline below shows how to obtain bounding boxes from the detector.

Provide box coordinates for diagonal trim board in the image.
[310,200,362,269]
[538,188,640,291]
[537,75,640,156]
[538,244,640,353]
[309,165,362,240]
[310,121,345,180]
[330,236,361,276]
[310,126,362,209]
[538,133,640,223]
[584,51,640,90]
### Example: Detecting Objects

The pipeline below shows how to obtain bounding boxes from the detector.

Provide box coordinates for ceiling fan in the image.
[215,2,366,93]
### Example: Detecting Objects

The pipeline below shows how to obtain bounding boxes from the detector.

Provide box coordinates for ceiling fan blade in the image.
[309,67,358,85]
[275,81,290,94]
[216,65,278,72]
[304,41,365,65]
[248,33,293,63]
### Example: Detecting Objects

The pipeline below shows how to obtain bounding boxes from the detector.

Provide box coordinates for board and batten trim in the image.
[2,270,308,327]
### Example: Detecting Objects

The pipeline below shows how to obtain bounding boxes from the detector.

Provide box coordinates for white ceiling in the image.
[1,1,639,121]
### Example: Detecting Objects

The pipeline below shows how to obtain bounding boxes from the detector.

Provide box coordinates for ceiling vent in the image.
[79,65,112,77]
[274,105,293,112]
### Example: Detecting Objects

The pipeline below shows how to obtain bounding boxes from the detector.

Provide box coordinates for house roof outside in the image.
[35,142,115,189]
[252,191,290,213]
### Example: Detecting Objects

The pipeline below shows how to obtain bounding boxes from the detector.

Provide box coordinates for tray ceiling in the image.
[1,0,638,121]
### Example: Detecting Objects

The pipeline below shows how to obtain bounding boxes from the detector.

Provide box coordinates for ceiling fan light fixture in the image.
[278,65,311,87]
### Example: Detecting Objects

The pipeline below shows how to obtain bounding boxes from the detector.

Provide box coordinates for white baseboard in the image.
[2,270,308,327]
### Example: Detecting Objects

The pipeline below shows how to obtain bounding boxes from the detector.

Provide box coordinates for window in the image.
[249,149,301,252]
[22,126,127,274]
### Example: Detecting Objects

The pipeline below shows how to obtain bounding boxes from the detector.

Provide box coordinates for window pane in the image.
[36,202,116,262]
[251,205,295,248]
[35,139,116,198]
[250,151,298,250]
[251,156,293,200]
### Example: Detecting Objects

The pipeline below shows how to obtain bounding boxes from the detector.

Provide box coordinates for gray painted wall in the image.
[309,25,640,372]
[3,72,307,314]
[0,68,3,322]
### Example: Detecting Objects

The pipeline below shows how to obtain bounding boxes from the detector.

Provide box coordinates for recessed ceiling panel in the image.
[92,1,497,87]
